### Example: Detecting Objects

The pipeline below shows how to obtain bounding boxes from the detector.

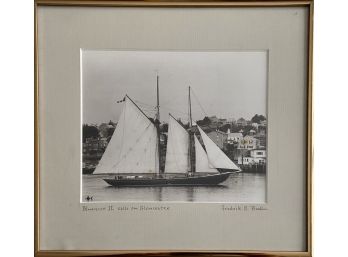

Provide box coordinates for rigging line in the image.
[142,110,157,115]
[169,113,189,130]
[136,108,157,113]
[135,106,156,111]
[190,88,226,136]
[191,88,209,117]
[126,95,155,124]
[160,92,185,106]
[136,107,157,113]
[150,114,158,121]
[133,99,156,108]
[160,106,189,117]
[141,108,157,112]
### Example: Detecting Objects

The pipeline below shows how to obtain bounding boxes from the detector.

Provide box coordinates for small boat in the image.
[93,76,241,186]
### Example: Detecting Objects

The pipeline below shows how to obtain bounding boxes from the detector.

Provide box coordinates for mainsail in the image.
[194,135,218,173]
[164,115,189,173]
[197,126,241,171]
[94,96,159,174]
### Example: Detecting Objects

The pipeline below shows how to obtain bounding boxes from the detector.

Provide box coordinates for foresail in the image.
[164,115,189,173]
[94,96,158,174]
[194,135,218,173]
[197,126,241,171]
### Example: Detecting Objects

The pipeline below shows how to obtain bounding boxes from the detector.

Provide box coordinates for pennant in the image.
[116,97,126,103]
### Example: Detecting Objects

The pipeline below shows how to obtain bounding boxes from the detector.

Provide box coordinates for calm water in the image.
[82,173,266,203]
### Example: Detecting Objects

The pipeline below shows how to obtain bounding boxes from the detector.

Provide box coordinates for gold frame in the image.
[34,0,314,256]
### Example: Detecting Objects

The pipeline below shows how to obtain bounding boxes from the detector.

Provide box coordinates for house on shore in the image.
[238,135,260,150]
[237,149,266,165]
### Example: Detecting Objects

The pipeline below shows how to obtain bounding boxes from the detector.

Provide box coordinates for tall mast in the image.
[156,75,162,173]
[189,86,192,127]
[188,86,195,173]
[157,75,160,121]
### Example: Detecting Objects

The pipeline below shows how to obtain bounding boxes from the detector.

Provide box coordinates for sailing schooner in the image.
[93,78,241,186]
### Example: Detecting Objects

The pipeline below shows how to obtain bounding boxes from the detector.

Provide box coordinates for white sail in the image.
[94,96,159,174]
[197,126,241,171]
[164,115,189,173]
[194,135,218,173]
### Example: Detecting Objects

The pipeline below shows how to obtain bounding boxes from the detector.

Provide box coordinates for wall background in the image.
[0,0,347,256]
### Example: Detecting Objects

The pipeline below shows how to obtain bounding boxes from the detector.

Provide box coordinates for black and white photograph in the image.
[81,50,267,203]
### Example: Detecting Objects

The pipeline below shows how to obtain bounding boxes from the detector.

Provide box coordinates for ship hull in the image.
[103,172,233,187]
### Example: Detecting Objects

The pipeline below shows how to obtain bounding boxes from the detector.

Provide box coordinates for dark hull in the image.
[104,172,232,187]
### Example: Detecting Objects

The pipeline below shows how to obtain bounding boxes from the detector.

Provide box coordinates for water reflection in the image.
[83,173,266,203]
[154,187,163,202]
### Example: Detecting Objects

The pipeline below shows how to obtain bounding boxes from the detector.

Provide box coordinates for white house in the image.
[250,149,266,158]
[226,131,243,144]
[237,156,253,165]
[237,149,266,165]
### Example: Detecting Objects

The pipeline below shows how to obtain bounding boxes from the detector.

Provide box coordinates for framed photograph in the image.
[35,0,313,256]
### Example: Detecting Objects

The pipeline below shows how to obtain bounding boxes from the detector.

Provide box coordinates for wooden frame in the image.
[34,0,314,256]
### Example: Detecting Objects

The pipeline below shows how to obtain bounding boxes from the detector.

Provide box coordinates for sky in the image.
[82,50,267,125]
